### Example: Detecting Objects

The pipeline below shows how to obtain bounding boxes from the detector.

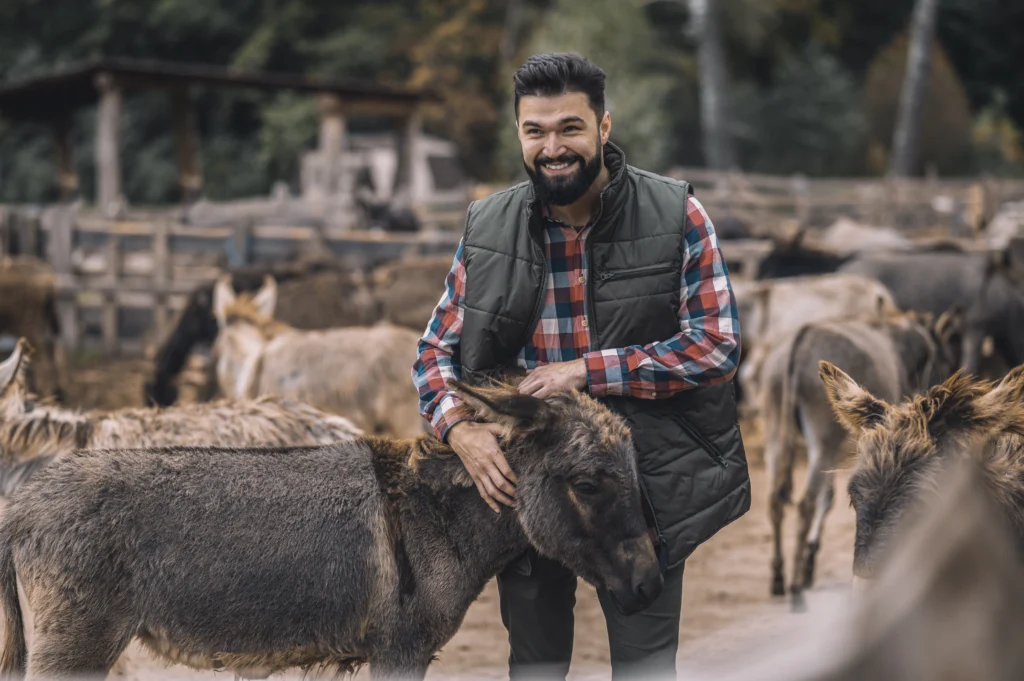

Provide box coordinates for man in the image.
[412,53,750,680]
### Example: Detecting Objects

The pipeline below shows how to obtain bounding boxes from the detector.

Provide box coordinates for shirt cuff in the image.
[432,393,472,442]
[584,349,632,398]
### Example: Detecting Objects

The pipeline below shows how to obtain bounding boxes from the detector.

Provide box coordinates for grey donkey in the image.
[0,380,663,680]
[758,310,962,608]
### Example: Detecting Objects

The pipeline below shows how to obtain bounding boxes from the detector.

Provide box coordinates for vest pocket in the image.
[670,411,728,468]
[597,262,676,281]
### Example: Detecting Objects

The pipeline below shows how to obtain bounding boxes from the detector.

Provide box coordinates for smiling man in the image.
[412,53,750,680]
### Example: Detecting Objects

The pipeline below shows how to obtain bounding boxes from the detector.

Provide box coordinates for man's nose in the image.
[542,133,566,159]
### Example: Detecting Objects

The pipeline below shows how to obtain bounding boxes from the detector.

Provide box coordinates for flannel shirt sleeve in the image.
[582,196,741,398]
[411,239,472,441]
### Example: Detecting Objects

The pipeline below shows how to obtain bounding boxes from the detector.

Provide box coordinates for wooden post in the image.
[49,206,79,352]
[392,107,423,207]
[102,236,122,355]
[317,93,346,199]
[171,88,203,204]
[94,72,124,218]
[52,117,79,202]
[151,220,171,339]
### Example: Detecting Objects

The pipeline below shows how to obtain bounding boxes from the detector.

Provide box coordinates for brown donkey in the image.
[0,380,661,680]
[0,338,362,496]
[820,360,1024,582]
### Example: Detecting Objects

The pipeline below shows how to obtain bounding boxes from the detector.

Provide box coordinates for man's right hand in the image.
[447,421,518,513]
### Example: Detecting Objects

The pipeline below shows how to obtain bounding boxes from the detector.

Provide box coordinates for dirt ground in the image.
[57,358,857,680]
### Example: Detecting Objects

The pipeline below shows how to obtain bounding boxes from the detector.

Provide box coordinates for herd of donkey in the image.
[1,215,1024,679]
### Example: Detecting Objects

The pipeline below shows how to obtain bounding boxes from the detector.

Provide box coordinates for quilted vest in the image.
[458,143,750,568]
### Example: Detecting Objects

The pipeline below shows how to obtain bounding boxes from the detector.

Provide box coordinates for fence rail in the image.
[0,204,462,356]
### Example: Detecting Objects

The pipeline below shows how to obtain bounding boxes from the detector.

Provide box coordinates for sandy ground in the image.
[55,359,857,680]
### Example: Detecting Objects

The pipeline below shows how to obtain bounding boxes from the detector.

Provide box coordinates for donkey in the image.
[0,380,662,680]
[0,257,65,401]
[144,256,381,407]
[213,275,423,437]
[0,338,361,496]
[759,310,962,605]
[819,360,1024,583]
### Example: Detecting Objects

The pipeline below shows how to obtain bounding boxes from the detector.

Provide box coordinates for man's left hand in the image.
[517,359,587,399]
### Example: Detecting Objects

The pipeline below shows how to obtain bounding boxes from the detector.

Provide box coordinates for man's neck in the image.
[546,164,611,228]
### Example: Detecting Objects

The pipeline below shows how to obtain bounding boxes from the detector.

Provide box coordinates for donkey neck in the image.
[370,436,535,621]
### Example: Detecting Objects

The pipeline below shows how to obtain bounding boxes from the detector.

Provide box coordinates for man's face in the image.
[517,91,612,206]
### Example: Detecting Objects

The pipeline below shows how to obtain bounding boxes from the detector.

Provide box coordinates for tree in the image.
[889,0,942,176]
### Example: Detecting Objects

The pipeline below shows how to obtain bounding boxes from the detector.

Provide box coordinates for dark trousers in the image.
[497,550,685,681]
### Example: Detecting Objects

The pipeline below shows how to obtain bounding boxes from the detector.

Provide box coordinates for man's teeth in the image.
[545,162,571,170]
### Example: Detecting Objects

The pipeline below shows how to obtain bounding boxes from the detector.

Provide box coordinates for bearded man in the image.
[412,52,749,680]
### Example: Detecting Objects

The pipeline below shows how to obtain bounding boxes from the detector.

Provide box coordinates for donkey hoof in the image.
[771,574,786,597]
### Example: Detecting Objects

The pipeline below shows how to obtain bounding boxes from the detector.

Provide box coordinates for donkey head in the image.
[449,380,663,615]
[820,360,1024,579]
[211,275,279,400]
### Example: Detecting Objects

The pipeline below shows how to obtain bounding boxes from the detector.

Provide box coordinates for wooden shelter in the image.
[0,58,440,216]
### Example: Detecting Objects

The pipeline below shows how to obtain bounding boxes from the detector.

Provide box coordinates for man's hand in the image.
[517,358,587,399]
[447,421,518,513]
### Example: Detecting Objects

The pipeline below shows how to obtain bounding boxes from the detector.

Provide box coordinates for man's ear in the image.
[448,380,555,434]
[600,110,612,145]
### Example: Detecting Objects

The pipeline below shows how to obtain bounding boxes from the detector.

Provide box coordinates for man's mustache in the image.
[534,153,584,167]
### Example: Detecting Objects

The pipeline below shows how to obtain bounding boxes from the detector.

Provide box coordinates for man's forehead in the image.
[518,92,596,125]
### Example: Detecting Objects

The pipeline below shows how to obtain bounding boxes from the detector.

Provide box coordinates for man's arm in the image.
[582,196,741,398]
[411,239,472,441]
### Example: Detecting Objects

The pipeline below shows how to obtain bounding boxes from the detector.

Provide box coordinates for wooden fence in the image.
[662,168,1024,236]
[0,204,463,356]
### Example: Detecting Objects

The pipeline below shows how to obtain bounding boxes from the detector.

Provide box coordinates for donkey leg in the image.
[765,438,790,597]
[27,616,131,681]
[790,409,827,603]
[803,472,836,589]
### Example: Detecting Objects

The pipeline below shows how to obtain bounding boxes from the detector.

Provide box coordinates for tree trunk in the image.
[689,0,736,170]
[889,0,942,177]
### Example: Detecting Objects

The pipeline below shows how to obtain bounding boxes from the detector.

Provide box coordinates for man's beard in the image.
[524,139,604,207]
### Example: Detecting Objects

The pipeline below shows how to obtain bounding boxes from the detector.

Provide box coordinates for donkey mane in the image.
[221,296,292,339]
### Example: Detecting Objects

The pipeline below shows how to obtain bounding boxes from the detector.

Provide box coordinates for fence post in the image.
[152,220,171,341]
[0,207,8,256]
[792,174,810,227]
[227,219,253,267]
[102,234,122,355]
[49,206,79,353]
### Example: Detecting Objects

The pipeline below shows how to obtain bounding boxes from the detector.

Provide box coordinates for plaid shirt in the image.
[411,195,741,441]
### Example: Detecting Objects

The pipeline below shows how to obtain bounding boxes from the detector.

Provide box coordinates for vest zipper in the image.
[672,411,729,468]
[597,262,676,281]
[517,203,549,355]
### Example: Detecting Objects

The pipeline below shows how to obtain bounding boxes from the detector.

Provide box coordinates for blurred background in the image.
[2,3,1024,680]
[2,0,1023,207]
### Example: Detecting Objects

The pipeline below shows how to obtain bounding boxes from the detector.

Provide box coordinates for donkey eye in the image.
[572,480,599,495]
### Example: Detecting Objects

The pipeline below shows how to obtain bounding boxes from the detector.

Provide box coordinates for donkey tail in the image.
[0,528,26,679]
[774,324,815,504]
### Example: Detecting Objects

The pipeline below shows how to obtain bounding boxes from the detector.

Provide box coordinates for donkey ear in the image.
[212,275,236,327]
[252,276,278,319]
[0,339,28,394]
[968,364,1024,439]
[819,361,890,433]
[448,380,554,433]
[0,339,31,418]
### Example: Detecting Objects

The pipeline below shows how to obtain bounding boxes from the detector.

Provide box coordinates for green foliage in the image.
[732,46,867,175]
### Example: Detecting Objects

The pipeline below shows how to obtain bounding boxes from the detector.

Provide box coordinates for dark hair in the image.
[513,53,606,121]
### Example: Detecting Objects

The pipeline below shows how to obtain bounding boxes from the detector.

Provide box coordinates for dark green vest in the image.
[458,143,750,568]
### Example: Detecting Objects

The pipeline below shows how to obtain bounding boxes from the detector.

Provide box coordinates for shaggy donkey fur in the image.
[821,360,1024,580]
[0,380,661,680]
[759,310,962,607]
[212,275,424,437]
[0,339,361,496]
